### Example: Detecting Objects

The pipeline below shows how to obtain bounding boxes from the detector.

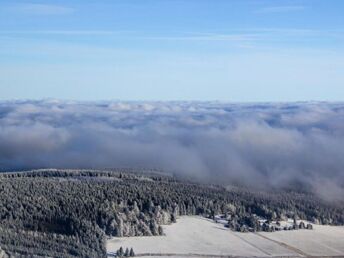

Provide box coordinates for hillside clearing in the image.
[107,216,344,257]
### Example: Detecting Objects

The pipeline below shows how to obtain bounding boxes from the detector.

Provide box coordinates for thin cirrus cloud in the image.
[0,30,258,44]
[0,29,323,44]
[6,3,74,15]
[256,5,306,14]
[139,33,258,42]
[0,30,126,35]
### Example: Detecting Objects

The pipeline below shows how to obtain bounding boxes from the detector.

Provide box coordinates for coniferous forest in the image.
[0,169,342,257]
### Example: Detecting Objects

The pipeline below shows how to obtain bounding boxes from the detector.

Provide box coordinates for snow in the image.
[259,223,344,256]
[107,216,344,257]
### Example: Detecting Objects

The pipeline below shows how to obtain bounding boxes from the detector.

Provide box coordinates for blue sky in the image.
[0,0,343,101]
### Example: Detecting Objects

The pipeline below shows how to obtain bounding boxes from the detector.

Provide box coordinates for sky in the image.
[0,0,344,101]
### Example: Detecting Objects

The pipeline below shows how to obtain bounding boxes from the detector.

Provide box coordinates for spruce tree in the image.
[129,247,135,257]
[119,247,124,257]
[124,247,129,257]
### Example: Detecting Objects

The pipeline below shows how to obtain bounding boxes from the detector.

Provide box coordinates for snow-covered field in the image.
[107,216,344,257]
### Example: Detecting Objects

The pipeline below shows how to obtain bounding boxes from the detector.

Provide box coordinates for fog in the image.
[0,100,343,200]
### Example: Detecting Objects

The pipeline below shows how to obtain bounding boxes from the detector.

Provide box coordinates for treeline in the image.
[0,169,342,257]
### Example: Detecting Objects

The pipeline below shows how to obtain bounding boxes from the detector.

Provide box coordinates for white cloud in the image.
[0,101,343,200]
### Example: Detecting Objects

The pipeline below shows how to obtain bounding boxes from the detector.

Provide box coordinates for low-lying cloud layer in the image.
[0,100,343,200]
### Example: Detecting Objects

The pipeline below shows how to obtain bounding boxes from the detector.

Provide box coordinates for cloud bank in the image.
[0,100,343,200]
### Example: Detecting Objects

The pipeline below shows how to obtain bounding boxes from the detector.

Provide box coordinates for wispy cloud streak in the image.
[0,30,127,35]
[1,28,341,45]
[256,5,305,14]
[140,33,258,42]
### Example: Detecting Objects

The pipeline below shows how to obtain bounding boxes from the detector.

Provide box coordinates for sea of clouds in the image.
[0,100,343,200]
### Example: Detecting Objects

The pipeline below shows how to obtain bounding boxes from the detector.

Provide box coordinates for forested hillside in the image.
[0,169,342,257]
